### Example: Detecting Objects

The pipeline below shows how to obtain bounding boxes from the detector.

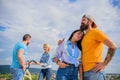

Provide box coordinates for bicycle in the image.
[23,60,42,80]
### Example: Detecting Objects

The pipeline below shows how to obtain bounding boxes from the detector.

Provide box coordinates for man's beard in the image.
[26,42,29,46]
[80,23,88,31]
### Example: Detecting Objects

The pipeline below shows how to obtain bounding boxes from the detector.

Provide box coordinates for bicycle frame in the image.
[23,60,37,80]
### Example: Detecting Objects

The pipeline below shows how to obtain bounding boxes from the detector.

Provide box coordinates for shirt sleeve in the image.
[19,48,24,51]
[94,29,108,42]
[52,42,64,62]
[18,47,25,55]
[18,44,26,55]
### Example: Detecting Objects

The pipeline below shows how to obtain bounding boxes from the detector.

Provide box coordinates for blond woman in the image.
[38,43,52,80]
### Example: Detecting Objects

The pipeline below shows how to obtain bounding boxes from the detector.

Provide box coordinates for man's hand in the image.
[22,65,26,71]
[25,61,31,65]
[58,38,65,45]
[92,62,107,72]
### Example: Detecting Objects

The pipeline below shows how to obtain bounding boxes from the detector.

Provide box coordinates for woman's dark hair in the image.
[77,33,84,51]
[68,29,84,51]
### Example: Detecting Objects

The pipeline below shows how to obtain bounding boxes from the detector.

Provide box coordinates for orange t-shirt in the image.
[81,28,108,72]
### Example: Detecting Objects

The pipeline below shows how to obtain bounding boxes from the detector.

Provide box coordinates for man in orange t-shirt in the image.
[80,14,117,80]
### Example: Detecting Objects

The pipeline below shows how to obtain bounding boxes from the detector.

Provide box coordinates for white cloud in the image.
[0,0,120,73]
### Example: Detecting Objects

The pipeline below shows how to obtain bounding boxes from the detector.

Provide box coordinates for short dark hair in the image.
[23,34,31,41]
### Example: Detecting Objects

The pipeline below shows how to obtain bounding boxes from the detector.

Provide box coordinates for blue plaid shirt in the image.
[39,53,51,67]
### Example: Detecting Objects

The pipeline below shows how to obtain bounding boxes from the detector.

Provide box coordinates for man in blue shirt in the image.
[10,34,31,80]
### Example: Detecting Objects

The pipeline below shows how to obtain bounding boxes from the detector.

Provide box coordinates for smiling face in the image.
[72,31,83,42]
[43,46,48,52]
[43,44,50,53]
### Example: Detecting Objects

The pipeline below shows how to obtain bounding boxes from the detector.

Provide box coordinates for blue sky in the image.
[0,0,120,73]
[111,0,120,8]
[0,26,6,31]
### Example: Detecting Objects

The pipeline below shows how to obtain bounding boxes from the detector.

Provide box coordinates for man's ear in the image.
[88,20,93,26]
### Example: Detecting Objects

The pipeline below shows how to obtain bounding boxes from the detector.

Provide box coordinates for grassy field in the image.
[0,74,11,80]
[0,73,120,80]
[0,74,39,80]
[0,73,55,80]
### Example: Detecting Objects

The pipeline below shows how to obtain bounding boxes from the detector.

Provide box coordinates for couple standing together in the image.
[53,14,117,80]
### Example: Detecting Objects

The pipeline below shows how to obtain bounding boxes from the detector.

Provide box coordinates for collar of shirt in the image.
[66,40,78,58]
[66,40,77,46]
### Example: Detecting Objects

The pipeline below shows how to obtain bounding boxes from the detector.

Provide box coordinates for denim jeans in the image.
[38,68,52,80]
[56,66,78,80]
[10,68,24,80]
[83,70,106,80]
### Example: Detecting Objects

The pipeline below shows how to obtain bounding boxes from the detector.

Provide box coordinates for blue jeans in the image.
[83,70,106,80]
[38,68,52,80]
[10,68,24,80]
[56,66,78,80]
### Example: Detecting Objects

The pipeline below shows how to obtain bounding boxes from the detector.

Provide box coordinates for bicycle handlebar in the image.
[27,60,37,64]
[26,60,38,70]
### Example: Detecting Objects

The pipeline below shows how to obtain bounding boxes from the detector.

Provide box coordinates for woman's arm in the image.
[53,42,68,68]
[53,43,64,62]
[79,64,83,80]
